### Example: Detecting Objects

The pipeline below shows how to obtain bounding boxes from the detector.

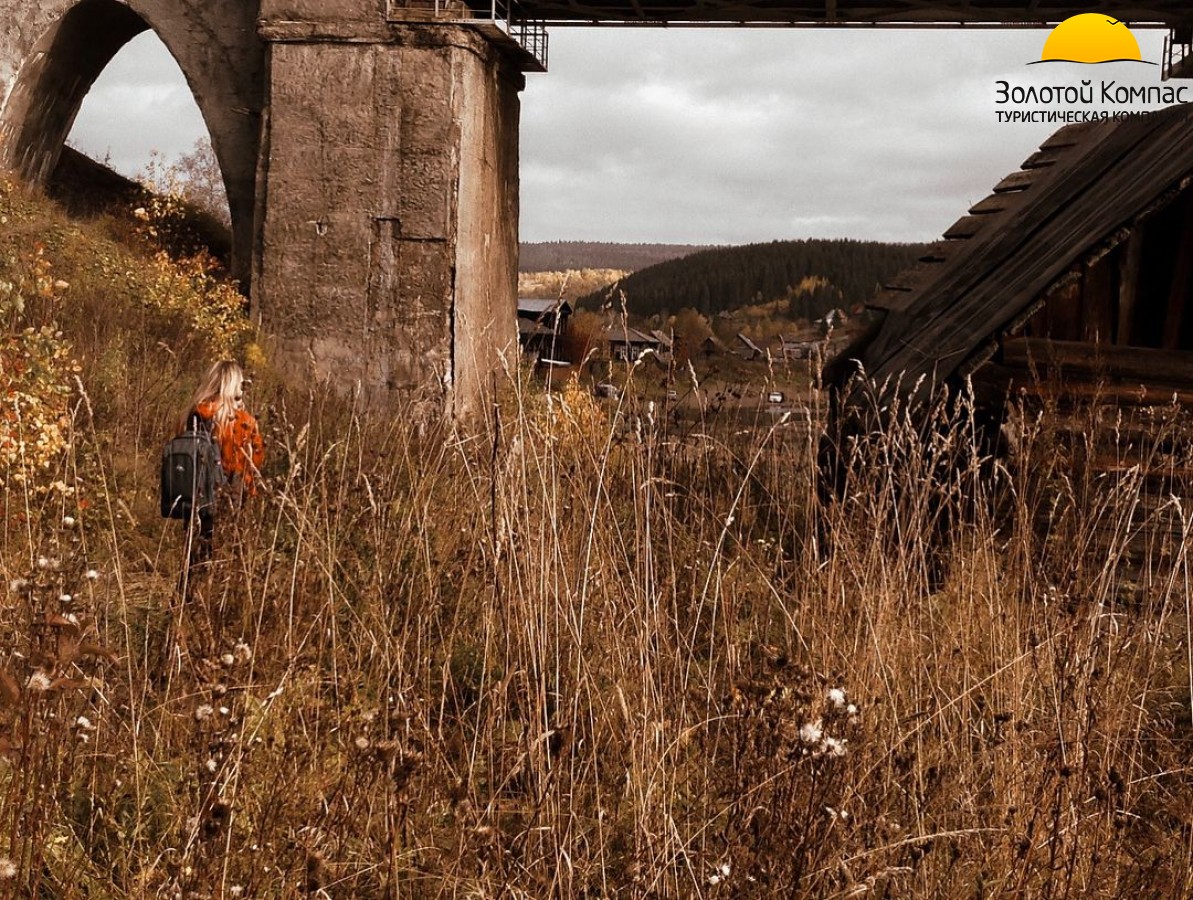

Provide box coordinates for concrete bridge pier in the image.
[255,13,525,416]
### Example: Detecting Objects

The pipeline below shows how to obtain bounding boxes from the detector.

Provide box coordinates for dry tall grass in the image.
[4,362,1193,898]
[3,180,1193,898]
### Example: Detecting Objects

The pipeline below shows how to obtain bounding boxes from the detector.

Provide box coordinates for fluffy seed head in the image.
[26,670,52,692]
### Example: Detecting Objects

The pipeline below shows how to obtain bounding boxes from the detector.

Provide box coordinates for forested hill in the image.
[520,241,709,273]
[582,239,926,318]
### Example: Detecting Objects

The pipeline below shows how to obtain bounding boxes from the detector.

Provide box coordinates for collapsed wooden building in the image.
[826,102,1193,410]
[822,102,1193,587]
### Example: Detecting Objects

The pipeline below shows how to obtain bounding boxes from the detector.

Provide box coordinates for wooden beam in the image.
[1082,253,1115,343]
[1044,281,1082,341]
[991,170,1038,193]
[942,215,986,239]
[1021,150,1061,169]
[1161,194,1193,350]
[1007,380,1193,407]
[968,195,1011,215]
[1002,336,1193,386]
[1116,227,1144,345]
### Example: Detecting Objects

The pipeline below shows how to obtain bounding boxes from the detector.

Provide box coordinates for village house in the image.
[606,323,661,361]
[701,335,729,357]
[649,329,675,361]
[517,298,572,361]
[780,334,821,361]
[737,333,765,361]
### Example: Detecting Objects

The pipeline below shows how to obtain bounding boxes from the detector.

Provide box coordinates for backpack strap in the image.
[189,410,215,436]
[190,409,227,487]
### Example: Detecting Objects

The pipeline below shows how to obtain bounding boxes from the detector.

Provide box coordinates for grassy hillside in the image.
[520,241,709,273]
[517,268,627,301]
[2,179,1192,897]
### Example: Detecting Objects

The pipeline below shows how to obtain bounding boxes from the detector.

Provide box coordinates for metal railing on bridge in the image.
[386,0,549,71]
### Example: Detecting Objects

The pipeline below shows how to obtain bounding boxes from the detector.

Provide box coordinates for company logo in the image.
[1032,14,1155,66]
[994,14,1180,124]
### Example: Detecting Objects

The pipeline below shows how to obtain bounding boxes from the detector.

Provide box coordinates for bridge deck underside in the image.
[503,1,1190,25]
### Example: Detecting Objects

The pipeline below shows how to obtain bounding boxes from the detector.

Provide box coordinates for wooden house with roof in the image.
[780,334,821,361]
[737,333,766,360]
[821,103,1193,580]
[517,298,572,360]
[606,323,661,361]
[825,102,1193,413]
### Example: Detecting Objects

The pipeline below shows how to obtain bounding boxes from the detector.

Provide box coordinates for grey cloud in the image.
[69,31,202,176]
[521,26,1168,242]
[63,23,1172,245]
[521,29,1035,241]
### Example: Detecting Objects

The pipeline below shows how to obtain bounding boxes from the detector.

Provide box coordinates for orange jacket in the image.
[195,401,264,493]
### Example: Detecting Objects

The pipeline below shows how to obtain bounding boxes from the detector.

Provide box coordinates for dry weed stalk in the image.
[2,339,1192,897]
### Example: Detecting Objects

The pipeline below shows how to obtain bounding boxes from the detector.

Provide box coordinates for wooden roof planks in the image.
[827,104,1193,403]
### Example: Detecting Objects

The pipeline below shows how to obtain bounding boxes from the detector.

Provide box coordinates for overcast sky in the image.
[68,25,1170,246]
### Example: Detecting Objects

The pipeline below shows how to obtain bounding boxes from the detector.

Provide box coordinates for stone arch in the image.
[0,0,264,285]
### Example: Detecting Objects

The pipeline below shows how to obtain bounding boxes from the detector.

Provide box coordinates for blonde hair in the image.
[181,360,244,432]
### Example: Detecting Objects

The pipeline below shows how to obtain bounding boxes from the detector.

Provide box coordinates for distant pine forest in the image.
[578,239,927,320]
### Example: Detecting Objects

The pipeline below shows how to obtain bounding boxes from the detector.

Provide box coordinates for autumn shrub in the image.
[0,325,77,488]
[1,174,260,470]
[0,175,269,895]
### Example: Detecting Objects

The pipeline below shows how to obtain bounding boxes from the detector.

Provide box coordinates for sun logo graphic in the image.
[1032,14,1155,65]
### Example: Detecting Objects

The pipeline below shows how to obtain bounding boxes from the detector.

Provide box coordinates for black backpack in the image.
[160,414,224,519]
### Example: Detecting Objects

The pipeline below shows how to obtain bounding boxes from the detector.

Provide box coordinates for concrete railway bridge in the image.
[0,0,1190,412]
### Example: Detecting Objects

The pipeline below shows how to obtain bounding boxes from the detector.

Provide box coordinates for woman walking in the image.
[178,359,264,563]
[159,361,264,676]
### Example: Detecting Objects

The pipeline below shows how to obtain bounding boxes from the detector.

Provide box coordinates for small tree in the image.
[669,307,712,362]
[559,309,604,366]
[139,137,230,231]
